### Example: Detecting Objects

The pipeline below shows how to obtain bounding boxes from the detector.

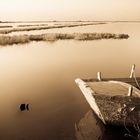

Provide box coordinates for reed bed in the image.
[0,35,29,45]
[0,22,106,34]
[18,24,48,27]
[0,26,12,28]
[0,33,129,46]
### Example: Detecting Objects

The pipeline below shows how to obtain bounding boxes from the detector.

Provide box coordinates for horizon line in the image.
[1,20,140,23]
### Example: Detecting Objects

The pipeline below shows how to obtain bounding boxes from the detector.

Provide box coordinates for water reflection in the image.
[0,22,140,139]
[75,110,105,140]
[75,110,138,140]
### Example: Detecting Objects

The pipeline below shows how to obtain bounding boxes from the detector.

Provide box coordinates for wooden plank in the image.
[88,81,140,97]
[83,77,140,89]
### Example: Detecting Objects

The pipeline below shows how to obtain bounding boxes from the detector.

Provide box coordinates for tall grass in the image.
[0,35,29,45]
[74,33,129,40]
[0,33,129,46]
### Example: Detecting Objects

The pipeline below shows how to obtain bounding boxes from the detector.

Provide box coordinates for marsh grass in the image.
[0,33,129,46]
[18,24,48,27]
[0,22,106,34]
[74,33,129,40]
[0,26,13,28]
[0,35,29,45]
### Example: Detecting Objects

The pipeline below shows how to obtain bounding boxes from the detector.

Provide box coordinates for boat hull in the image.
[75,78,140,127]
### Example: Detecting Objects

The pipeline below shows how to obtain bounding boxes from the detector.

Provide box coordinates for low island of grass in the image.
[0,33,129,46]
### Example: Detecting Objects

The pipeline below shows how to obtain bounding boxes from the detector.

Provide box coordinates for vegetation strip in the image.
[0,26,13,28]
[17,24,48,27]
[0,23,105,34]
[0,33,129,45]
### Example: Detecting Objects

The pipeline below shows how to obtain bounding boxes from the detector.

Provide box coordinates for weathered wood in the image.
[94,94,140,126]
[97,72,102,81]
[75,79,106,124]
[128,86,133,96]
[130,64,136,78]
[83,77,140,89]
[75,78,140,127]
[88,81,140,97]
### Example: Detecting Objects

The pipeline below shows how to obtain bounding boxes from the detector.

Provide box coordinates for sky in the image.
[0,0,140,21]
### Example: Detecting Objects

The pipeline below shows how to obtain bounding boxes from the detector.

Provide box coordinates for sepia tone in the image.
[0,0,140,140]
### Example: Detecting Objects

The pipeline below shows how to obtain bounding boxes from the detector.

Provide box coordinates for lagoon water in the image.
[0,22,140,139]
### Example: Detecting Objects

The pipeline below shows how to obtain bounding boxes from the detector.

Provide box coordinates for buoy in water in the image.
[20,104,29,111]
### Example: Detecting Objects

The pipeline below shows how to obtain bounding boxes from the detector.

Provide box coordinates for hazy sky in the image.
[0,0,140,21]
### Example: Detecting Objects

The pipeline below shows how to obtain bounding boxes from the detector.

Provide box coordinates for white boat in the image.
[75,78,140,126]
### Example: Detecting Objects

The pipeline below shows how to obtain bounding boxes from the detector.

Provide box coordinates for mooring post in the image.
[128,86,133,96]
[130,64,135,78]
[97,72,102,81]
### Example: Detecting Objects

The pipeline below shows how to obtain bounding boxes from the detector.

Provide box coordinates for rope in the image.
[124,116,131,134]
[133,72,140,89]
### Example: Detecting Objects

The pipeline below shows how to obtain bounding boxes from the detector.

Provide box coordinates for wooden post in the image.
[128,86,133,96]
[97,72,102,81]
[130,64,135,78]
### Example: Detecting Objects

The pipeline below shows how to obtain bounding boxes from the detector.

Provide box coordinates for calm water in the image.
[0,22,140,140]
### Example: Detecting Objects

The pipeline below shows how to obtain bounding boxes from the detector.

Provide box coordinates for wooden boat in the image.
[75,77,140,127]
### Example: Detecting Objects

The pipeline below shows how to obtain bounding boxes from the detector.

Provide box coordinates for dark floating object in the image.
[20,104,29,111]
